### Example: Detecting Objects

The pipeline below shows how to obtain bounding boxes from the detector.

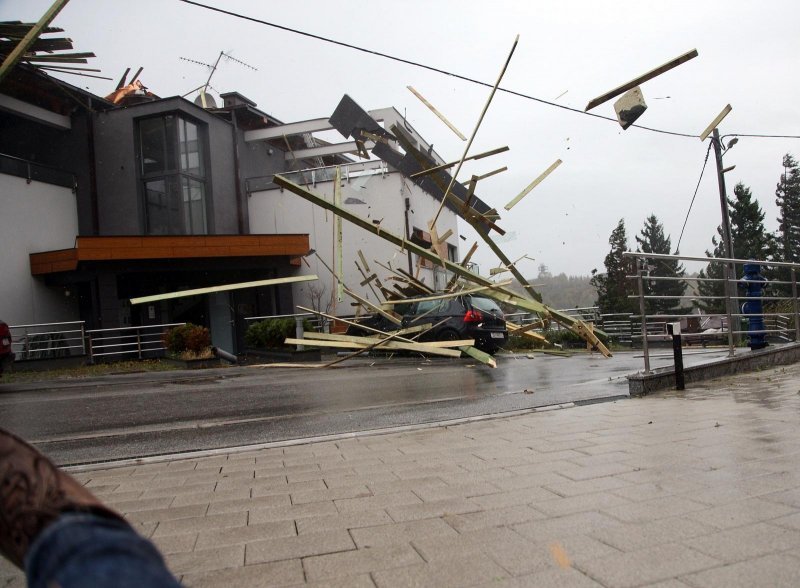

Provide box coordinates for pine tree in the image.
[591,219,636,314]
[635,215,685,314]
[775,154,800,290]
[697,182,775,312]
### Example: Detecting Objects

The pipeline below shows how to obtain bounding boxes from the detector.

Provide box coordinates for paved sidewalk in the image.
[4,362,800,587]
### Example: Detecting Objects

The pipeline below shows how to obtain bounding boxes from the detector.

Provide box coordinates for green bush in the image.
[245,318,313,349]
[162,323,211,355]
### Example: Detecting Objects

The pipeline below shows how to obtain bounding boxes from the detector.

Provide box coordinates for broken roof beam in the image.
[409,147,509,179]
[584,49,699,112]
[381,280,512,306]
[285,141,374,160]
[407,85,467,140]
[130,275,318,305]
[285,336,463,358]
[0,0,71,83]
[504,159,562,211]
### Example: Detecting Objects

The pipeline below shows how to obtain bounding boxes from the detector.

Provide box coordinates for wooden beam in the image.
[130,275,317,305]
[381,280,512,306]
[284,337,462,358]
[504,159,563,211]
[0,0,72,83]
[409,146,509,179]
[407,85,467,140]
[699,104,732,141]
[585,49,698,112]
[343,287,402,325]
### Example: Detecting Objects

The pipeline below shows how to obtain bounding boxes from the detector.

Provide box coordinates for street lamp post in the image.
[711,128,737,355]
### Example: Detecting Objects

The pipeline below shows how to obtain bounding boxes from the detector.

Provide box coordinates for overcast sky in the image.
[5,0,800,278]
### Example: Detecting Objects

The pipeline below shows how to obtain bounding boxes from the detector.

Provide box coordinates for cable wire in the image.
[675,141,714,253]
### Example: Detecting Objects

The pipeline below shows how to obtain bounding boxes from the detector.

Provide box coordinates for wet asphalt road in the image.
[0,350,729,466]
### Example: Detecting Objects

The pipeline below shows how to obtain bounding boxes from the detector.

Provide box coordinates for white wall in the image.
[0,174,80,324]
[248,169,461,316]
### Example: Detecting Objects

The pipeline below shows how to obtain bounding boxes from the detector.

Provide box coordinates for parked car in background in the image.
[0,320,14,375]
[347,294,509,354]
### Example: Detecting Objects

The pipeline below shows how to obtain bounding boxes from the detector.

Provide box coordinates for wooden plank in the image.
[699,104,732,141]
[0,0,71,83]
[409,146,509,179]
[343,287,402,325]
[302,332,473,348]
[459,345,497,368]
[381,280,511,306]
[285,337,462,358]
[431,34,519,227]
[130,275,318,305]
[407,85,467,140]
[504,159,562,211]
[584,49,699,112]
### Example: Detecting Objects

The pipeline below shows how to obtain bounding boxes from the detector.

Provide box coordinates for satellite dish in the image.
[193,92,217,109]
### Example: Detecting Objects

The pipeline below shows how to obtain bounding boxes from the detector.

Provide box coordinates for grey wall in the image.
[92,97,239,235]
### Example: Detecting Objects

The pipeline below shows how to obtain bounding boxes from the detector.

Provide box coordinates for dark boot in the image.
[0,428,126,569]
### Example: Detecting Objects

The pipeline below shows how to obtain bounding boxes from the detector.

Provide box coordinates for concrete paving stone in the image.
[251,479,326,498]
[468,486,561,510]
[679,553,800,588]
[566,451,636,467]
[614,466,698,486]
[125,503,209,524]
[248,500,339,524]
[442,504,545,533]
[543,475,633,498]
[350,518,459,549]
[151,532,198,555]
[302,544,424,582]
[434,468,515,486]
[171,487,252,507]
[556,461,640,482]
[290,483,372,505]
[322,471,399,488]
[195,520,296,550]
[246,529,355,565]
[573,542,720,588]
[588,516,722,552]
[371,553,511,588]
[130,520,158,538]
[142,481,216,498]
[206,493,291,515]
[97,489,143,502]
[255,463,321,478]
[513,511,625,543]
[534,490,632,517]
[488,472,572,492]
[393,465,466,481]
[295,510,394,535]
[406,526,521,562]
[366,476,447,496]
[470,566,604,588]
[153,511,247,537]
[683,521,800,563]
[386,497,480,523]
[334,491,422,514]
[601,495,708,524]
[609,478,708,502]
[284,454,345,468]
[690,497,797,530]
[324,457,382,470]
[639,581,694,588]
[104,495,175,513]
[181,559,304,588]
[163,460,201,472]
[769,511,800,531]
[683,462,776,485]
[165,544,244,576]
[411,481,500,502]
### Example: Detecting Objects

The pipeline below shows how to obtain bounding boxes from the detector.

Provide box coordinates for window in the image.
[139,114,208,234]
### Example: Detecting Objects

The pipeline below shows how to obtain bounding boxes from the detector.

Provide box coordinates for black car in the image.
[400,294,508,353]
[0,320,14,375]
[347,294,509,354]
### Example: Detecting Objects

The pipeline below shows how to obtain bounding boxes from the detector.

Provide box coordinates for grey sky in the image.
[5,0,799,278]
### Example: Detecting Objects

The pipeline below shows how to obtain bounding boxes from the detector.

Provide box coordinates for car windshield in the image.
[468,296,502,314]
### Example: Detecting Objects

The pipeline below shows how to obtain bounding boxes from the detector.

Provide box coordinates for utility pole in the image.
[711,128,737,355]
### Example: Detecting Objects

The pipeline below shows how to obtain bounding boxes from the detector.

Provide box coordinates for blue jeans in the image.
[25,512,181,588]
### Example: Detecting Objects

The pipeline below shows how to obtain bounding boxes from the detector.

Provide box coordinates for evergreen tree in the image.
[591,219,636,314]
[696,182,775,312]
[775,154,800,290]
[635,214,685,314]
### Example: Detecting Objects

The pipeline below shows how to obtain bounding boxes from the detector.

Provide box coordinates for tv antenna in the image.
[180,50,257,106]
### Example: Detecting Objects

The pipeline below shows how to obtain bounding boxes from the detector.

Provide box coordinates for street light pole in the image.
[711,128,737,355]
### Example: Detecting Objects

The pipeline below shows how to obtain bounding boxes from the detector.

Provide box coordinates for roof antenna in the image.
[179,51,258,107]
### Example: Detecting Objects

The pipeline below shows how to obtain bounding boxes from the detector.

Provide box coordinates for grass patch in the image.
[1,359,178,384]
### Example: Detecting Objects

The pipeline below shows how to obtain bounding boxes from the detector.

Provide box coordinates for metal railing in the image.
[623,252,800,373]
[85,323,184,361]
[0,153,77,190]
[8,321,86,360]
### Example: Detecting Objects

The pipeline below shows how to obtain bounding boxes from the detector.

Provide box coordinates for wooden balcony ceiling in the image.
[30,234,310,275]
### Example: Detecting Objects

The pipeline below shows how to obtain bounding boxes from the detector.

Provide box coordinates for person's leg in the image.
[0,428,181,587]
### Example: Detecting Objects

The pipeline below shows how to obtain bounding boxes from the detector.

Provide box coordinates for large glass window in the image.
[139,114,207,234]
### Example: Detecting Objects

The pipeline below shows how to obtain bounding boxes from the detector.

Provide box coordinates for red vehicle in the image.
[0,320,14,375]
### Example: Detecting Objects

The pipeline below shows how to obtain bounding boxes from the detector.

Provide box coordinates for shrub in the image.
[162,323,211,355]
[245,318,313,349]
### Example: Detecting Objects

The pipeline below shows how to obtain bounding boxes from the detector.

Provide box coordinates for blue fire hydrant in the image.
[741,263,768,350]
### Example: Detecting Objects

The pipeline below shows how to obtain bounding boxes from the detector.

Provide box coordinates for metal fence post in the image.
[80,323,86,355]
[723,264,736,357]
[137,330,142,359]
[295,316,305,351]
[637,268,651,374]
[792,267,800,342]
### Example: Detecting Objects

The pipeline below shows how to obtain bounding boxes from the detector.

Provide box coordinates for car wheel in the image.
[436,328,462,342]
